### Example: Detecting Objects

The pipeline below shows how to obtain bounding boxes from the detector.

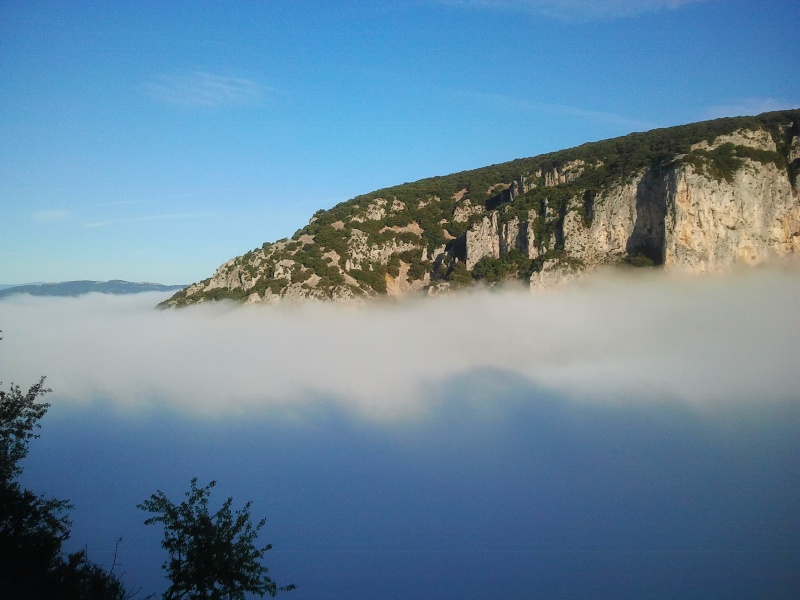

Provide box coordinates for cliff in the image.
[162,109,800,307]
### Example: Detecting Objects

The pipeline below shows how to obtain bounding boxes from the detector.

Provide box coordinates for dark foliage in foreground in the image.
[139,478,296,599]
[0,376,132,599]
[2,328,294,599]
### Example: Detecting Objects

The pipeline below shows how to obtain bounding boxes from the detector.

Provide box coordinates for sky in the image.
[1,0,798,285]
[3,4,799,595]
[3,266,799,597]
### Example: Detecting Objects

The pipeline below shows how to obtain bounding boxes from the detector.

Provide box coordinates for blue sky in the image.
[1,0,798,285]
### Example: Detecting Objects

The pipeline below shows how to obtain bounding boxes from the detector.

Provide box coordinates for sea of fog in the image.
[2,266,799,599]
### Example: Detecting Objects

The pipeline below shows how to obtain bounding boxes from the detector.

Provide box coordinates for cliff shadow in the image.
[484,186,514,211]
[626,168,667,265]
[445,235,466,263]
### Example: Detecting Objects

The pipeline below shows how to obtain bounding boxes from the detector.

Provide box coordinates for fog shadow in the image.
[20,371,800,599]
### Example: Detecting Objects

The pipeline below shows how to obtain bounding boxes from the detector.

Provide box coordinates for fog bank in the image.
[7,266,800,598]
[2,266,799,419]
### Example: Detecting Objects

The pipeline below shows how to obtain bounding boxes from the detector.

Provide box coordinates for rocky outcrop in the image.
[464,209,543,269]
[465,213,500,269]
[453,199,484,223]
[690,128,774,152]
[562,174,665,266]
[530,259,585,290]
[558,159,799,274]
[345,228,420,270]
[160,109,800,307]
[538,159,588,187]
[663,161,800,271]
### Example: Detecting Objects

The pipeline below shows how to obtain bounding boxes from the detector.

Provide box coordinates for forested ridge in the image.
[163,108,800,306]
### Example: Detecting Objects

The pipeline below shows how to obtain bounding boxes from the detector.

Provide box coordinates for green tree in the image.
[0,375,131,599]
[139,478,295,599]
[1,376,51,483]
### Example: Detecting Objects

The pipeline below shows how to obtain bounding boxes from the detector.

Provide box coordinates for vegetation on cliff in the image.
[162,109,800,307]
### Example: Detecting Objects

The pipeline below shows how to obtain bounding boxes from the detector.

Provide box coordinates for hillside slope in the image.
[162,109,800,307]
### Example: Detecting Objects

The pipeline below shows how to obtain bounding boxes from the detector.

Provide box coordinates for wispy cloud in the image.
[91,193,199,208]
[434,0,711,21]
[84,212,213,228]
[461,90,656,131]
[703,97,800,119]
[142,71,262,107]
[33,210,70,222]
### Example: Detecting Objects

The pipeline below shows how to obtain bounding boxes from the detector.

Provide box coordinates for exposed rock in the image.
[465,213,500,269]
[366,199,387,221]
[561,154,800,274]
[331,285,362,303]
[663,160,800,271]
[322,249,340,265]
[525,210,540,260]
[464,208,543,267]
[509,176,533,197]
[380,222,424,236]
[563,178,652,265]
[345,228,419,270]
[352,198,389,222]
[386,266,428,297]
[426,244,447,264]
[529,259,584,290]
[208,261,250,290]
[161,109,800,308]
[499,217,521,255]
[426,281,453,296]
[789,134,800,163]
[453,199,484,223]
[690,129,775,152]
[535,159,588,187]
[272,259,295,281]
[487,183,511,196]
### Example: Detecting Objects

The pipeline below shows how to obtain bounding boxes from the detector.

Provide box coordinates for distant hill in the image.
[0,280,186,299]
[0,282,49,290]
[162,108,800,307]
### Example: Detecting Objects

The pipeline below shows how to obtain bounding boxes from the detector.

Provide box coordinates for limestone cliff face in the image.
[555,159,799,278]
[161,110,800,307]
[464,210,542,270]
[465,213,500,269]
[462,132,799,289]
[663,162,799,271]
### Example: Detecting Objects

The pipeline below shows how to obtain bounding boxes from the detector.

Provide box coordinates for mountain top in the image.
[162,109,800,308]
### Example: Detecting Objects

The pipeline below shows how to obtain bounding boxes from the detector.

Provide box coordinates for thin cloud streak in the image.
[83,212,214,228]
[142,71,263,108]
[459,90,656,131]
[2,265,798,421]
[433,0,712,21]
[704,97,800,119]
[89,193,202,209]
[32,210,70,222]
